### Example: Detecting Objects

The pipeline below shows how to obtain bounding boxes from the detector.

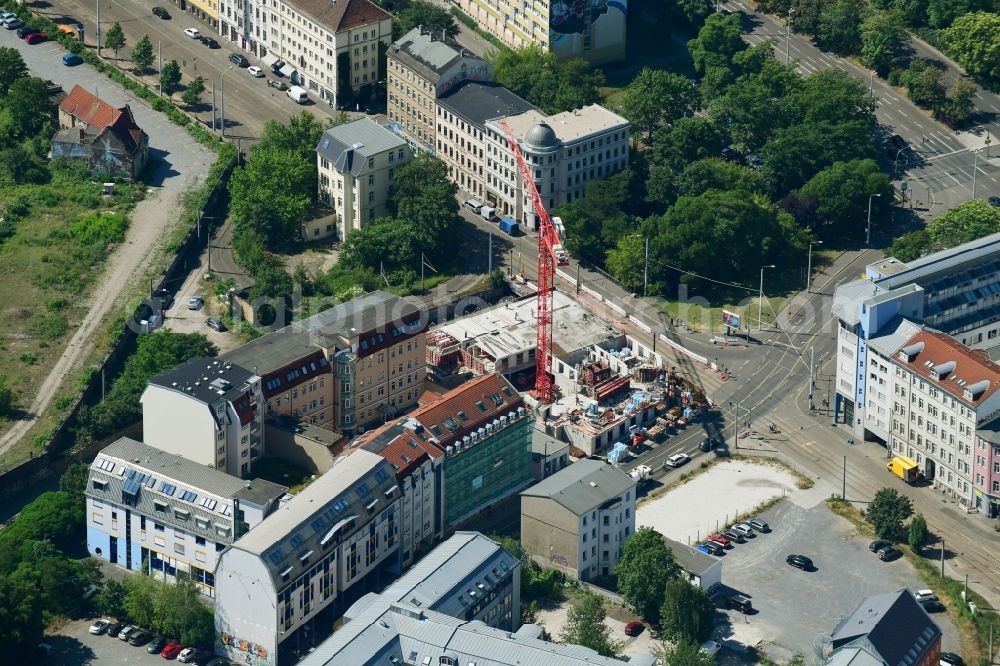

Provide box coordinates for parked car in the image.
[153,288,174,310]
[118,626,137,641]
[700,438,713,452]
[701,641,721,657]
[666,453,689,468]
[183,27,200,38]
[624,621,643,637]
[129,630,153,646]
[940,653,964,666]
[786,554,813,570]
[178,647,200,663]
[708,533,732,548]
[747,518,770,532]
[694,544,712,555]
[187,296,203,310]
[988,196,1000,208]
[0,10,15,21]
[914,589,937,603]
[721,529,745,543]
[62,53,83,66]
[201,36,220,49]
[89,619,112,635]
[889,134,908,151]
[162,641,184,659]
[732,523,755,537]
[2,16,24,29]
[148,637,167,654]
[877,545,902,561]
[727,594,753,613]
[206,317,227,332]
[702,540,725,556]
[24,31,47,44]
[720,146,739,161]
[868,539,890,553]
[152,6,171,18]
[17,25,38,38]
[267,79,288,90]
[106,621,125,638]
[229,53,249,67]
[247,65,264,77]
[922,599,945,613]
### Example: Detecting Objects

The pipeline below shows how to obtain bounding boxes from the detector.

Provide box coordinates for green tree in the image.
[761,119,876,193]
[688,12,746,76]
[886,228,931,261]
[800,158,893,236]
[908,513,929,553]
[0,46,27,96]
[645,166,676,211]
[938,77,976,125]
[899,59,946,109]
[790,0,827,36]
[104,22,126,58]
[389,153,460,260]
[866,487,913,540]
[124,573,159,628]
[181,75,205,106]
[0,570,44,657]
[94,579,128,619]
[0,491,83,558]
[558,170,636,266]
[59,462,90,501]
[660,578,717,643]
[927,0,977,28]
[395,0,459,39]
[561,592,623,658]
[490,46,604,114]
[250,256,294,301]
[817,0,864,54]
[621,68,700,141]
[676,0,713,26]
[941,13,1000,82]
[160,59,181,97]
[675,158,765,198]
[152,574,214,647]
[5,76,52,140]
[0,374,16,416]
[615,527,680,625]
[925,199,1000,249]
[229,147,314,249]
[652,117,729,172]
[654,638,718,666]
[131,34,154,72]
[860,10,908,75]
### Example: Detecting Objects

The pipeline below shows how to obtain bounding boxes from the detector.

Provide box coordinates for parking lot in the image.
[712,500,961,661]
[535,594,656,659]
[44,618,172,665]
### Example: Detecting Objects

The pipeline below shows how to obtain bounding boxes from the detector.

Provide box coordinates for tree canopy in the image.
[655,638,719,666]
[660,578,717,643]
[941,12,1000,82]
[866,487,913,540]
[395,1,459,39]
[615,527,680,625]
[490,46,604,114]
[104,22,126,58]
[560,592,623,658]
[621,68,700,141]
[0,47,27,96]
[131,34,154,71]
[799,158,893,237]
[887,199,1000,260]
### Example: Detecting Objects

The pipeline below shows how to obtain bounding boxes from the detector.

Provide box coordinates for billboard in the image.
[722,310,741,329]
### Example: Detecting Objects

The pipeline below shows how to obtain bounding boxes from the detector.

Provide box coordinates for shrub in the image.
[67,211,128,246]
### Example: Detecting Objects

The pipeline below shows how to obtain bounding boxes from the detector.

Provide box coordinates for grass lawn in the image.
[0,165,144,447]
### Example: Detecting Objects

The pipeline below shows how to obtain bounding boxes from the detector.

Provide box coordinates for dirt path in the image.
[0,189,183,455]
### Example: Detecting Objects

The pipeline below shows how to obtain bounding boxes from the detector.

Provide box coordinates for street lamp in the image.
[785,9,796,66]
[893,148,907,176]
[759,264,775,331]
[866,193,881,246]
[806,240,823,293]
[220,65,234,139]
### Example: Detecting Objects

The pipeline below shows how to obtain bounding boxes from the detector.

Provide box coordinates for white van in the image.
[463,199,483,214]
[480,206,496,221]
[286,86,308,104]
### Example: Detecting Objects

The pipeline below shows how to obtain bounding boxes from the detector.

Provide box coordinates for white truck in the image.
[286,85,308,104]
[629,464,652,483]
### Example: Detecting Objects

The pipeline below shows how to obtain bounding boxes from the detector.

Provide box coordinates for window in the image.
[179,490,198,503]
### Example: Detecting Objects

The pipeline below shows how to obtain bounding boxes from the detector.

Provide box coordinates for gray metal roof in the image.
[86,437,253,542]
[867,317,924,358]
[229,450,398,586]
[521,460,635,516]
[221,325,320,376]
[389,27,475,83]
[664,537,718,577]
[826,645,888,666]
[830,589,941,666]
[290,290,423,346]
[231,478,288,507]
[532,429,568,458]
[879,231,1000,289]
[832,280,882,326]
[146,357,256,406]
[315,118,407,177]
[438,81,538,131]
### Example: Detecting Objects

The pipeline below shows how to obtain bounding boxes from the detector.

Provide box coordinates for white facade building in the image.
[141,357,263,478]
[315,118,411,239]
[85,437,286,597]
[214,450,401,666]
[217,0,390,105]
[484,105,629,230]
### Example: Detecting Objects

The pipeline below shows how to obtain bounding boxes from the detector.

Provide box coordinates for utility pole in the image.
[576,262,581,296]
[733,401,740,447]
[96,0,101,56]
[940,540,945,577]
[211,82,216,131]
[809,347,815,411]
[965,573,969,601]
[488,225,493,275]
[973,149,980,199]
[158,42,162,97]
[785,9,795,65]
[842,456,847,500]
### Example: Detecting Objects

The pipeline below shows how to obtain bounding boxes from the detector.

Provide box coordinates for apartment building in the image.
[141,358,263,478]
[974,418,1000,518]
[484,105,630,230]
[386,26,492,153]
[85,437,286,597]
[436,81,538,201]
[214,450,400,666]
[217,0,390,105]
[834,234,1000,438]
[348,416,444,567]
[453,0,627,64]
[316,118,412,239]
[520,459,635,581]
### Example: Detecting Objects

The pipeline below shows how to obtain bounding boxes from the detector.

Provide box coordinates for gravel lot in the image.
[713,500,961,661]
[535,595,656,659]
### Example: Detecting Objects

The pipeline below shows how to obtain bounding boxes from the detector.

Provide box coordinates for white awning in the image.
[261,52,279,68]
[279,63,297,78]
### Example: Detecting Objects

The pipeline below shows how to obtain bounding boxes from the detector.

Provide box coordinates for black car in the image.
[700,438,713,452]
[868,539,890,552]
[721,529,744,543]
[16,25,37,38]
[152,6,170,18]
[747,518,769,533]
[877,545,902,561]
[106,621,125,638]
[152,288,174,310]
[727,594,753,613]
[940,652,964,666]
[889,134,908,151]
[721,146,740,161]
[201,36,220,49]
[229,52,249,67]
[989,196,1000,208]
[921,599,945,613]
[206,317,227,332]
[128,630,153,646]
[702,540,725,556]
[147,636,167,654]
[786,554,813,570]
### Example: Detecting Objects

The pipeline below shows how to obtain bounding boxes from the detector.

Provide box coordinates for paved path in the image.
[0,30,212,455]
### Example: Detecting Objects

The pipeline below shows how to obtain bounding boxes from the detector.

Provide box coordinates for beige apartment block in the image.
[387,26,492,153]
[454,0,627,64]
[316,118,411,239]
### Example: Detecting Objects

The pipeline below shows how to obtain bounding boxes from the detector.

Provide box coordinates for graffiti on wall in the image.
[550,553,569,567]
[221,632,271,666]
[438,62,493,97]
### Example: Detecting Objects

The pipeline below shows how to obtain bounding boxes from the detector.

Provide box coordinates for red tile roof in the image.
[282,0,389,34]
[894,330,1000,408]
[411,373,524,448]
[60,85,123,130]
[337,0,390,30]
[349,417,443,478]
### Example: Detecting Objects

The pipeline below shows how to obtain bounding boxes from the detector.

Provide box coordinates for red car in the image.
[24,31,46,44]
[161,642,183,659]
[624,621,644,636]
[708,533,732,548]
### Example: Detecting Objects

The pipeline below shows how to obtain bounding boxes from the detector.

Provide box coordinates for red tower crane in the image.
[497,119,569,404]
